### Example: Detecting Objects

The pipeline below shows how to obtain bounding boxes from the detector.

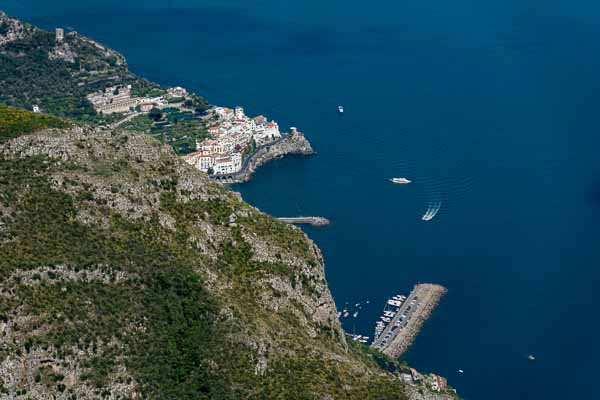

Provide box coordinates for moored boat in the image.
[390,177,411,184]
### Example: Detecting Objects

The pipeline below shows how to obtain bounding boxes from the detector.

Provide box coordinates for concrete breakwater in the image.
[276,217,330,227]
[371,283,447,358]
[211,132,314,184]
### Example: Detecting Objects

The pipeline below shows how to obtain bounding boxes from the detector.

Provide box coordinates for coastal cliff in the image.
[0,105,420,399]
[0,11,458,400]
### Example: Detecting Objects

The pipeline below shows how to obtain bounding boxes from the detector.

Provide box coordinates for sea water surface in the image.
[5,0,600,398]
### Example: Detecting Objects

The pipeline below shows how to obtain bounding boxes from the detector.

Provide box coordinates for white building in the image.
[139,102,155,112]
[167,86,188,98]
[213,153,242,175]
[183,152,213,172]
[87,85,138,115]
[183,151,242,175]
[32,105,41,113]
[199,139,225,155]
[213,107,235,121]
[234,106,245,120]
[253,121,281,145]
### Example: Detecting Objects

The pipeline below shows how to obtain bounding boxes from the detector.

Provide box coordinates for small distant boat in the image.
[458,369,464,374]
[390,177,411,184]
[353,311,359,318]
[528,354,536,361]
[350,334,369,344]
[338,105,344,114]
[343,311,349,318]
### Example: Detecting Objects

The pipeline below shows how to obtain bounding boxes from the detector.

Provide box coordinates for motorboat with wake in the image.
[422,201,442,221]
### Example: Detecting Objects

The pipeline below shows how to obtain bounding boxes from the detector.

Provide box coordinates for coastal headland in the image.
[184,106,314,183]
[211,132,314,184]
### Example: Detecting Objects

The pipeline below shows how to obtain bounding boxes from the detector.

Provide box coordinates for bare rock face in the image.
[405,386,457,400]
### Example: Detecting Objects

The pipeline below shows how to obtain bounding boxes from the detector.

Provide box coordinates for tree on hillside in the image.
[148,107,163,122]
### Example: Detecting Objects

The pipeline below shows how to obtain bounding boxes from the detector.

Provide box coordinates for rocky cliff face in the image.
[0,107,415,399]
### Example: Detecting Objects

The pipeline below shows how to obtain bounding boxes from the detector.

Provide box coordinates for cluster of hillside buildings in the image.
[86,84,188,115]
[183,106,293,175]
[400,368,454,395]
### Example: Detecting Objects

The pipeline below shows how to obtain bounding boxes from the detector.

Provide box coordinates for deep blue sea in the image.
[5,1,600,398]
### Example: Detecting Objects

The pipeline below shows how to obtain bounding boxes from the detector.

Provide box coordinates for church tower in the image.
[55,28,64,43]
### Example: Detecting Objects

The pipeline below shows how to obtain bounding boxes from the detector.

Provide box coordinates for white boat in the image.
[528,354,536,361]
[343,311,349,318]
[458,369,464,374]
[338,105,344,114]
[352,311,359,318]
[390,177,411,184]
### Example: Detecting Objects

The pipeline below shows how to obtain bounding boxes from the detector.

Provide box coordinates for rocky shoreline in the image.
[210,132,315,184]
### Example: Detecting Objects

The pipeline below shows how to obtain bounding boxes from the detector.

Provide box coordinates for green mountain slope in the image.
[0,11,206,123]
[0,106,413,399]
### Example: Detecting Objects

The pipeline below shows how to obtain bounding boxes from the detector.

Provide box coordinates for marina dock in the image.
[371,283,446,358]
[277,217,330,227]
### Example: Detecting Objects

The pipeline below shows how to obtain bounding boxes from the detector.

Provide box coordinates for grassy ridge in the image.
[0,104,70,143]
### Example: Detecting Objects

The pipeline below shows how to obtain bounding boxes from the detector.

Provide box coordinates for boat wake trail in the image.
[422,201,442,221]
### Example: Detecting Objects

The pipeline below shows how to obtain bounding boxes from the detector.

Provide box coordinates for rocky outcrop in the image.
[405,386,457,400]
[48,41,77,63]
[212,132,314,183]
[0,11,30,46]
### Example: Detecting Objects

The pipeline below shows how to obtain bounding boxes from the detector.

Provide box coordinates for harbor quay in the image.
[371,283,447,358]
